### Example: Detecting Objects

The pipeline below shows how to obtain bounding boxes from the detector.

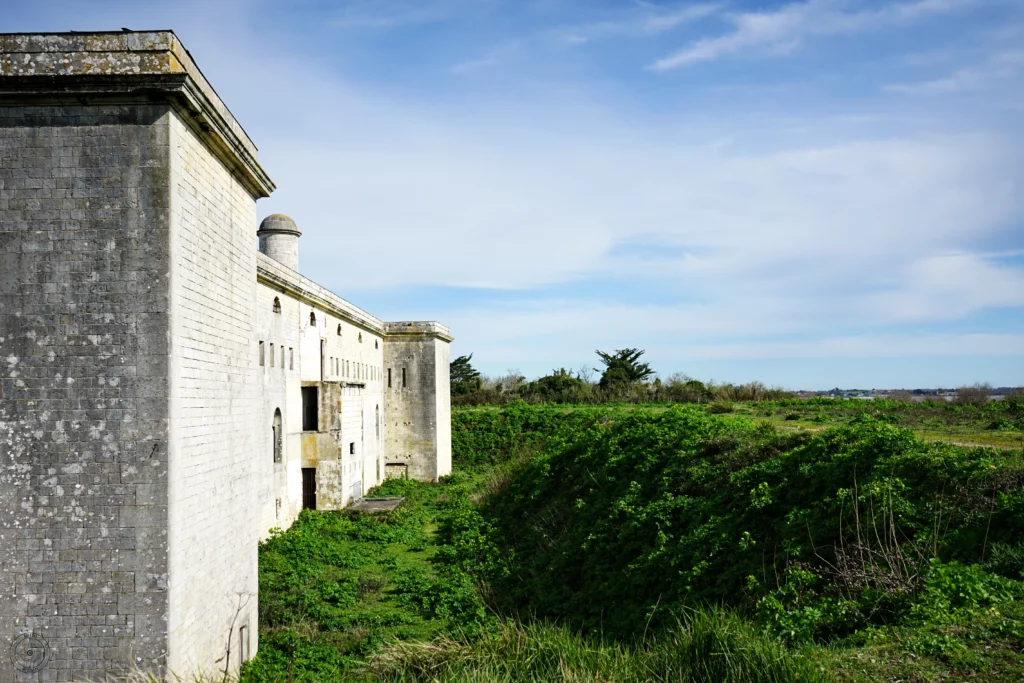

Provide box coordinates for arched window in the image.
[309,311,316,327]
[272,409,283,463]
[337,324,342,336]
[273,297,281,314]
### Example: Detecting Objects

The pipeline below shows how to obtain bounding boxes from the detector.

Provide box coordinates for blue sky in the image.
[6,0,1024,389]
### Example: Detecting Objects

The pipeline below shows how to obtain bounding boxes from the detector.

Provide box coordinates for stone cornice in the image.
[384,321,455,343]
[256,253,386,336]
[0,31,274,199]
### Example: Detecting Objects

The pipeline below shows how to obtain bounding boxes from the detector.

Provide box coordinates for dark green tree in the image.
[529,368,588,402]
[450,353,481,396]
[595,348,654,390]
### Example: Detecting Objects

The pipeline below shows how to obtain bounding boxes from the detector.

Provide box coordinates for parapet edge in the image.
[256,252,386,336]
[384,321,454,343]
[0,31,274,198]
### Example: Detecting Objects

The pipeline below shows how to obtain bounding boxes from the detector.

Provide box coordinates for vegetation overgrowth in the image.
[243,400,1024,682]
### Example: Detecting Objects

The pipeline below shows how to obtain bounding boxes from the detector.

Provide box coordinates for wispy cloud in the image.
[450,2,719,73]
[554,2,720,45]
[886,50,1024,94]
[650,0,981,70]
[451,41,522,73]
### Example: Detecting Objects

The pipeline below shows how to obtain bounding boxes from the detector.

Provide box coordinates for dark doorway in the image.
[301,386,318,431]
[302,468,317,510]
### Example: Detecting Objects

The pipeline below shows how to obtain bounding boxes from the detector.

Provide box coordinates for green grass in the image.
[733,398,1024,449]
[241,477,493,682]
[370,608,827,683]
[243,400,1024,682]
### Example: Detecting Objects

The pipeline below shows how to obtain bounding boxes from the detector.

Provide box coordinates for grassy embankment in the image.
[242,400,1024,682]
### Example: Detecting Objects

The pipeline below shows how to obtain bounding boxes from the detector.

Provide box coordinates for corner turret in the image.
[258,213,301,271]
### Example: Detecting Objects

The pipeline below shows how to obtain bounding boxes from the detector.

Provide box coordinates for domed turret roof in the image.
[257,213,301,236]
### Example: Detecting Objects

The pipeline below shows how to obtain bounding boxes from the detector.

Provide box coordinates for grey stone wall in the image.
[383,324,453,482]
[0,104,174,681]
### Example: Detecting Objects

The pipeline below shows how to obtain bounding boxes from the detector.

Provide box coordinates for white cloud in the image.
[11,0,1022,385]
[650,0,981,70]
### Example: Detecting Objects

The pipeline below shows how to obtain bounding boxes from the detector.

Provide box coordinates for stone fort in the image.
[0,31,452,681]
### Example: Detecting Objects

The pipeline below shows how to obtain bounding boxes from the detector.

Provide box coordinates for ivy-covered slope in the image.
[459,404,1024,678]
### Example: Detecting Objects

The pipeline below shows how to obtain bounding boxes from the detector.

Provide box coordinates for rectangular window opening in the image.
[269,343,275,368]
[289,347,294,370]
[302,467,317,510]
[387,368,392,388]
[280,346,284,370]
[301,386,319,431]
[402,367,407,388]
[349,442,355,455]
[258,341,265,367]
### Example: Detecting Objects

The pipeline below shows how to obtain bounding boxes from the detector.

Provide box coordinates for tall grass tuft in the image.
[370,607,827,682]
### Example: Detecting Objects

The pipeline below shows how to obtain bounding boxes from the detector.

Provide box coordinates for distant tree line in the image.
[449,348,794,406]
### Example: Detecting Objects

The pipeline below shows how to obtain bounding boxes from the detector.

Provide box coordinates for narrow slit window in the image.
[273,297,281,314]
[289,347,294,370]
[239,624,250,663]
[269,343,275,368]
[349,442,355,455]
[280,346,285,370]
[337,324,342,336]
[310,311,316,327]
[388,368,392,388]
[402,368,407,388]
[273,409,283,463]
[259,341,265,366]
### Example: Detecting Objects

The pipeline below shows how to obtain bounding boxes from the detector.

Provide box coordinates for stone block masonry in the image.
[0,101,175,682]
[0,30,451,681]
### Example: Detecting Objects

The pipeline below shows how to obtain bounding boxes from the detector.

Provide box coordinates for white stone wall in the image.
[254,282,302,538]
[433,340,453,479]
[166,112,260,678]
[255,256,389,514]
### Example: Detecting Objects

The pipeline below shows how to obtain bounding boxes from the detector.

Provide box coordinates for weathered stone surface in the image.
[383,322,454,482]
[0,103,173,682]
